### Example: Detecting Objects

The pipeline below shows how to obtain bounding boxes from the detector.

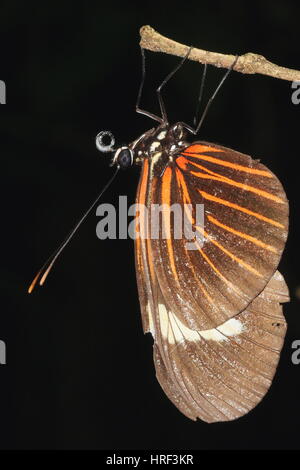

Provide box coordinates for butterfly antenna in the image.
[28,166,120,293]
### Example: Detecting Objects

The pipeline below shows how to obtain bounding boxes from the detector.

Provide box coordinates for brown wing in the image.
[149,141,289,330]
[153,270,289,422]
[134,146,289,422]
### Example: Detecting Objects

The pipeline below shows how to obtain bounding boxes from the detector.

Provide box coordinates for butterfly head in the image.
[95,130,133,170]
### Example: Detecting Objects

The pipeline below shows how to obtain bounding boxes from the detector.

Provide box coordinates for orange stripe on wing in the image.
[175,167,261,281]
[139,159,149,205]
[184,144,225,154]
[194,224,262,277]
[183,151,273,177]
[175,167,191,204]
[176,156,189,171]
[193,239,238,291]
[185,253,215,305]
[135,159,149,270]
[176,168,236,306]
[176,166,262,276]
[145,175,158,280]
[175,168,195,225]
[199,190,284,228]
[207,215,278,253]
[194,166,283,205]
[137,158,149,240]
[177,156,284,204]
[161,167,178,281]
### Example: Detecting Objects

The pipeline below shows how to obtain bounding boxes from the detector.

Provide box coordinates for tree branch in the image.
[140,25,300,82]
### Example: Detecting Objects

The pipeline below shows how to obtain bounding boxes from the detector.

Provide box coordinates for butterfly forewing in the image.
[148,141,288,331]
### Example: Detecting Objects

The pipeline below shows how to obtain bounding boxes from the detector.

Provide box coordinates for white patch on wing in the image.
[199,329,226,342]
[158,304,175,343]
[158,304,245,344]
[273,270,283,281]
[217,318,245,336]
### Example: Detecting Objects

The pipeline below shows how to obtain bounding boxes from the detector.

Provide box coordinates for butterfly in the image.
[29,47,289,423]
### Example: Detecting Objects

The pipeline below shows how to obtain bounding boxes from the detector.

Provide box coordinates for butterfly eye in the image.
[95,130,115,153]
[117,147,133,169]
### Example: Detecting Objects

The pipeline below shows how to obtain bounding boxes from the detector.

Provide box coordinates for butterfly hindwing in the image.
[152,270,289,422]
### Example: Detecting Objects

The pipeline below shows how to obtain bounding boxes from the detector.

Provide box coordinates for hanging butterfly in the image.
[29,47,289,423]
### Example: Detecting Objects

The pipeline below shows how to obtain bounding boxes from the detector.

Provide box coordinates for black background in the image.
[0,0,299,450]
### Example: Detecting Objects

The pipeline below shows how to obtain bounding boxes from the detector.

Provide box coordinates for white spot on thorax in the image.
[150,141,161,152]
[157,131,167,140]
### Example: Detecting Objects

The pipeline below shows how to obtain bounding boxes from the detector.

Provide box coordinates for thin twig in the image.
[140,25,300,82]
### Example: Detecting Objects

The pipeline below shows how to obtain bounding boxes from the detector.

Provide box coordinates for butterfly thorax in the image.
[130,123,188,167]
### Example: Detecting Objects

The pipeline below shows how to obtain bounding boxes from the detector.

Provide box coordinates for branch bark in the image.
[140,25,300,82]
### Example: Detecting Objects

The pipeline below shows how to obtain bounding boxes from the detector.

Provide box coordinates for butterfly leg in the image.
[193,55,239,135]
[156,46,193,124]
[136,47,164,124]
[193,63,207,127]
[171,61,208,133]
[181,55,239,135]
